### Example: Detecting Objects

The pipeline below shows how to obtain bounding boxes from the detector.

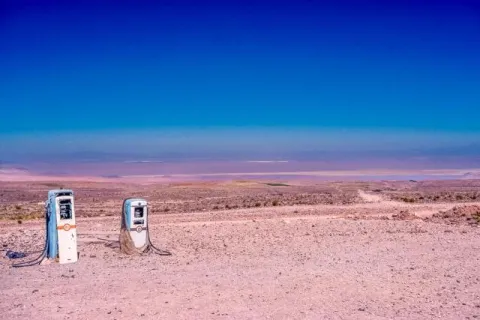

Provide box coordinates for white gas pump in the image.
[12,189,78,267]
[125,198,148,248]
[53,192,78,264]
[119,198,171,256]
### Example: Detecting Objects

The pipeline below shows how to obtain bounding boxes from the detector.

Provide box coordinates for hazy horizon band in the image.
[1,128,480,162]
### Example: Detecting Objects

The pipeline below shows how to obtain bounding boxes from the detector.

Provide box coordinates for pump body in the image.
[123,198,148,248]
[46,189,78,264]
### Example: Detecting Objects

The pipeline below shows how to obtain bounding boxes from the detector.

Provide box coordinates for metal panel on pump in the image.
[54,193,78,264]
[46,189,78,264]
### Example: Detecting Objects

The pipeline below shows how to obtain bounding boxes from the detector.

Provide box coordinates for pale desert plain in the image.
[1,169,480,320]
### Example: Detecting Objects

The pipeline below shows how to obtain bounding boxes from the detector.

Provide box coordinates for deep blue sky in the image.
[1,0,480,166]
[1,0,479,134]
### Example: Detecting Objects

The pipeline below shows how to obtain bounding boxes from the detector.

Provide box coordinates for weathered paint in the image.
[124,199,132,230]
[55,195,77,264]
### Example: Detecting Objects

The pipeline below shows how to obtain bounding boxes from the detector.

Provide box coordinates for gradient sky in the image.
[1,0,480,161]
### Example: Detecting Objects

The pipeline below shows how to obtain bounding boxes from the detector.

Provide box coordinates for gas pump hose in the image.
[12,212,49,268]
[147,231,172,256]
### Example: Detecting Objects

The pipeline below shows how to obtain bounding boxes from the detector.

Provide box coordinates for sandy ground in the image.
[1,185,480,320]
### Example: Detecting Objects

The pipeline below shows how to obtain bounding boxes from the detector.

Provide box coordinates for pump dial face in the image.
[59,199,73,220]
[134,207,144,218]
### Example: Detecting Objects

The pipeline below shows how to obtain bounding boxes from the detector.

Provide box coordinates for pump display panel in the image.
[133,207,145,225]
[59,199,72,220]
[134,207,144,218]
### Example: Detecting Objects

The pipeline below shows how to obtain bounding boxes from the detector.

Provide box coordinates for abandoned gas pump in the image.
[13,189,78,267]
[48,189,78,264]
[119,198,171,256]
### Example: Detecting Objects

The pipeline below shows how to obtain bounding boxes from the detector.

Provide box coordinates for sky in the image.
[1,0,480,163]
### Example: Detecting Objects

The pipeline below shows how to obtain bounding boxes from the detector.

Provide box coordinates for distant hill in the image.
[0,167,30,176]
[461,172,480,180]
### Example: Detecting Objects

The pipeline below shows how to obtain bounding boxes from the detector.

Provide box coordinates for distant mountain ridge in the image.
[3,143,480,164]
[462,172,480,180]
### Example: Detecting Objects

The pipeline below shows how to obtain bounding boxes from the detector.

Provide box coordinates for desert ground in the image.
[1,178,480,319]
